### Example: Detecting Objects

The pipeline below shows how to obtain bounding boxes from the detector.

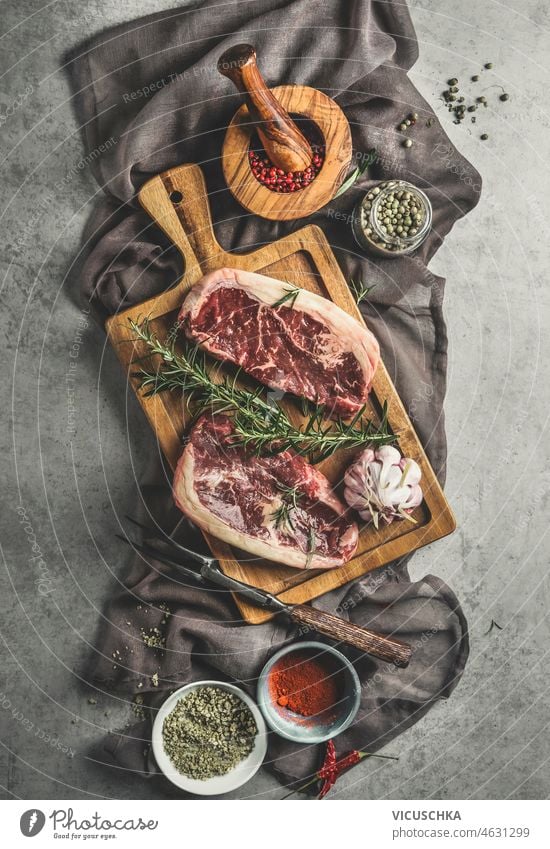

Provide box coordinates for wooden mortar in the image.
[218,45,353,222]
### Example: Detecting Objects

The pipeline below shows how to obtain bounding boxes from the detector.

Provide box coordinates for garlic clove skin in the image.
[406,483,424,509]
[399,457,422,486]
[376,445,402,466]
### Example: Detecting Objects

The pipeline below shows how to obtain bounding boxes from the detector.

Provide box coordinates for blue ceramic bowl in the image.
[257,641,360,744]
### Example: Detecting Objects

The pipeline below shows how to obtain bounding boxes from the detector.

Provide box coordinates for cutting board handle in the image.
[139,163,230,274]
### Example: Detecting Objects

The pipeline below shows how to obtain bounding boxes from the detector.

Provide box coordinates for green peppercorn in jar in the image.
[352,180,432,257]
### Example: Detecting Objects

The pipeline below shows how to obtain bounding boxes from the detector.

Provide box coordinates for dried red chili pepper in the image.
[282,741,399,800]
[334,749,362,772]
[317,739,337,799]
[317,742,364,798]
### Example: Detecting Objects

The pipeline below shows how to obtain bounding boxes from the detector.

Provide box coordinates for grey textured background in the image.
[1,0,549,800]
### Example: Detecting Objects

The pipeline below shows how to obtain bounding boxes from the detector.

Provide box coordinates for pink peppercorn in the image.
[248,145,325,193]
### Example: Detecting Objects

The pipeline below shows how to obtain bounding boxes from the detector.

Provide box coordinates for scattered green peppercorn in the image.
[472,75,480,82]
[477,96,487,104]
[484,62,493,69]
[399,122,407,131]
[403,138,413,148]
[467,105,477,112]
[500,93,509,101]
[448,78,458,86]
[480,133,489,140]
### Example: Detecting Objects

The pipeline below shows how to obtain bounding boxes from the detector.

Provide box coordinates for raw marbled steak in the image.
[178,267,379,418]
[173,415,358,570]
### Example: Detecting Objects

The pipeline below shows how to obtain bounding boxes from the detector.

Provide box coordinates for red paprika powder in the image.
[268,649,345,719]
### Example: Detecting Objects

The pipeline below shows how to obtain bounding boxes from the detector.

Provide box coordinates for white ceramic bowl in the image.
[152,680,267,796]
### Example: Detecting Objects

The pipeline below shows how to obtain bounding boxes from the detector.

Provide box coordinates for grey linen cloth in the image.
[67,0,478,790]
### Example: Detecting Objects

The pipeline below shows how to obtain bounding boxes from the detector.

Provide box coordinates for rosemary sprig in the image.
[232,400,394,463]
[272,286,301,308]
[334,148,377,198]
[270,483,303,531]
[130,317,275,422]
[129,318,396,461]
[350,278,378,305]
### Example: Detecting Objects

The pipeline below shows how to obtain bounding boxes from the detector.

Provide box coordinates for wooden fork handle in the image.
[289,604,412,667]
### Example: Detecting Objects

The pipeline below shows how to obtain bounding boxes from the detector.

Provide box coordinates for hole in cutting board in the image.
[170,190,183,204]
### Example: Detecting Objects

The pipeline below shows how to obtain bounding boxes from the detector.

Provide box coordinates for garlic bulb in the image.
[344,445,423,528]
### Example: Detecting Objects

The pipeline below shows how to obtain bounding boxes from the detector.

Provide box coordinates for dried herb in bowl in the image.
[162,686,257,780]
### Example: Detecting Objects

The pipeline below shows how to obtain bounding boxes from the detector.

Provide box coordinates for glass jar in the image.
[352,179,432,257]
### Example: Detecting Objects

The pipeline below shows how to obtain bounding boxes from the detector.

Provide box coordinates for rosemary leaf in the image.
[270,483,303,531]
[272,286,301,308]
[333,148,377,198]
[350,278,378,305]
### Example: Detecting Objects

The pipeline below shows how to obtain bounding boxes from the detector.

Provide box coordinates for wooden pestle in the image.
[218,44,313,173]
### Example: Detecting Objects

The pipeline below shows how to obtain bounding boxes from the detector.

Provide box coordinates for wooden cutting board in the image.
[106,163,455,623]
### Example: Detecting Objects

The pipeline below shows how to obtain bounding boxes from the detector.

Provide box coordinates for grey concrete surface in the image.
[1,0,549,800]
